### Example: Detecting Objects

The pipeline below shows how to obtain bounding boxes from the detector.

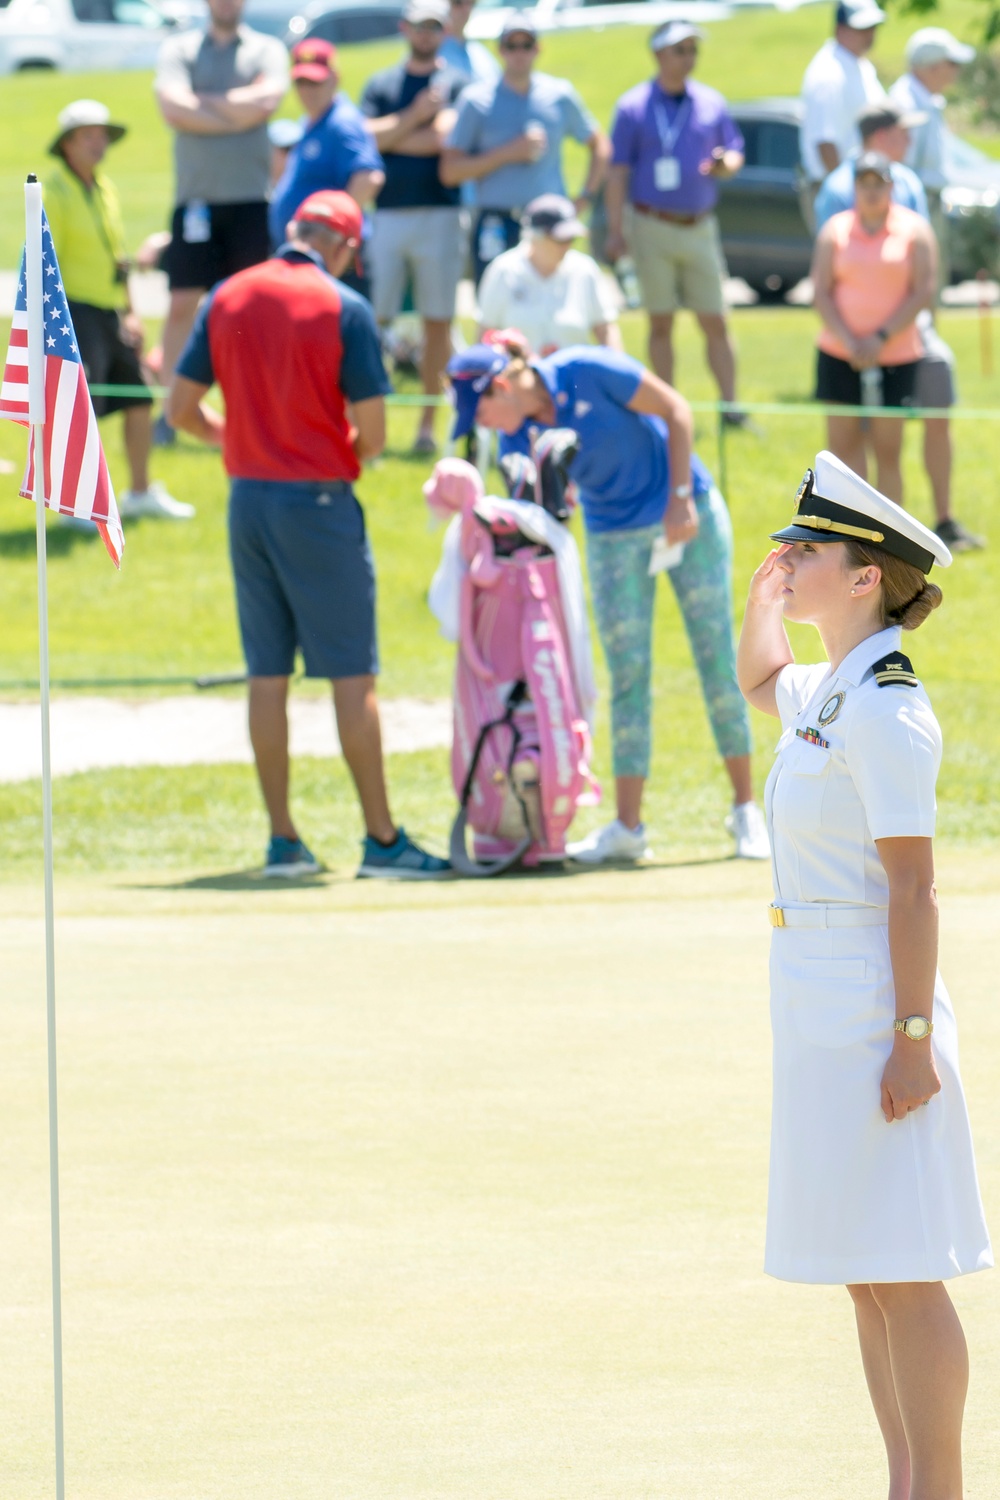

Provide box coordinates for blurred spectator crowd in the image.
[44,0,984,547]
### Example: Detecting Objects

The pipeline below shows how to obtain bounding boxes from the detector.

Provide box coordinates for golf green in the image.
[2,853,997,1498]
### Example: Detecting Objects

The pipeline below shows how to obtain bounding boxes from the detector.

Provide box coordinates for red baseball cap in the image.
[290,38,337,80]
[292,190,363,242]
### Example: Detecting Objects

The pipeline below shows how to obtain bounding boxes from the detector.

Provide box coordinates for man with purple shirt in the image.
[605,22,745,420]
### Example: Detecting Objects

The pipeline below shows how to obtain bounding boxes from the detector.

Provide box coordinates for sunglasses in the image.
[501,37,535,50]
[671,43,699,56]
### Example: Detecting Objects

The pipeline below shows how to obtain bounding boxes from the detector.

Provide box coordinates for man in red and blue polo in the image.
[168,190,450,879]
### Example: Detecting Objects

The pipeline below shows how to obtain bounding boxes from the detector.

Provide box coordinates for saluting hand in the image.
[880,1039,941,1122]
[747,545,789,609]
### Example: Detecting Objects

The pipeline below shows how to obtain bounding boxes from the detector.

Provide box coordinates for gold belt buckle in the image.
[768,904,786,928]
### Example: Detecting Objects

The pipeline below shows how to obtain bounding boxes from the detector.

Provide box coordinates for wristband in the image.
[672,483,692,499]
[875,327,890,344]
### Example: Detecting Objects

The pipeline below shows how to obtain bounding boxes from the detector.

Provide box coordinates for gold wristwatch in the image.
[894,1015,934,1041]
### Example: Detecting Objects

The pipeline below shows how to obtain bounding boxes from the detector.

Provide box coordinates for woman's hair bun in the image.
[894,580,943,631]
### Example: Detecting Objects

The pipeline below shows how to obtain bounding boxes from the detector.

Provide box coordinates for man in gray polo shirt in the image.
[440,11,609,284]
[154,0,287,442]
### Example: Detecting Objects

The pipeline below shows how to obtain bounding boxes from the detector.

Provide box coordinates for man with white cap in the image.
[890,27,976,284]
[43,100,193,520]
[360,0,468,455]
[799,0,888,217]
[606,21,745,417]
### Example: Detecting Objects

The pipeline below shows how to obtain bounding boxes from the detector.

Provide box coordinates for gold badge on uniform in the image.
[818,691,846,726]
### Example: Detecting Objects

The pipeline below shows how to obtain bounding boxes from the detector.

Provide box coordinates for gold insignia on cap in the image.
[794,469,813,510]
[796,514,885,543]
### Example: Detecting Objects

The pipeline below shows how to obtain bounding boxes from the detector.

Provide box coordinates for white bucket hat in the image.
[49,99,127,157]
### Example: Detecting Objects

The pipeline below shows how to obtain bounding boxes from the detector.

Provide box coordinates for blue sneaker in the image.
[152,413,176,448]
[357,827,451,880]
[263,835,321,877]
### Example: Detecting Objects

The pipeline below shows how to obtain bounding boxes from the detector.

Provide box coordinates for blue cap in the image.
[445,345,510,439]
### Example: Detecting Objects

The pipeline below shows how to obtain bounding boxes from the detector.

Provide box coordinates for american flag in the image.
[0,213,123,568]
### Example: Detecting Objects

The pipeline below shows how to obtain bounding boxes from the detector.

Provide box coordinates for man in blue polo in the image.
[167,190,450,879]
[605,21,745,419]
[268,39,385,295]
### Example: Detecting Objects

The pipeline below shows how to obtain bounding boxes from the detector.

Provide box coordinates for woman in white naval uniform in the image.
[737,451,991,1500]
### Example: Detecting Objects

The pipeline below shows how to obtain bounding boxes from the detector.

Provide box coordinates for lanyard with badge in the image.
[652,91,690,193]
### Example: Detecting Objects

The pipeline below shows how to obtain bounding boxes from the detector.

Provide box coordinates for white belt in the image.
[768,903,888,929]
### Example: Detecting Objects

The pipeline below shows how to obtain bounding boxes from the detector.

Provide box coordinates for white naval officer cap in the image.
[770,451,953,572]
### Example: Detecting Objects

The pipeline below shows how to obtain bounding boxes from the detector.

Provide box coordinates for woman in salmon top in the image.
[811,150,937,504]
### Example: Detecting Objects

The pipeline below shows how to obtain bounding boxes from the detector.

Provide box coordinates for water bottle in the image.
[614,256,642,310]
[477,213,507,267]
[182,200,211,245]
[860,366,883,408]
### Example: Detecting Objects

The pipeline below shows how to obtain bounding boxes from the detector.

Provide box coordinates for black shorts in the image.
[165,200,271,291]
[815,350,919,409]
[68,301,152,417]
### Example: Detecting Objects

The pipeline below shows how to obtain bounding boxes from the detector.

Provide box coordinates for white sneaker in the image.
[727,801,770,860]
[119,481,195,520]
[565,819,651,865]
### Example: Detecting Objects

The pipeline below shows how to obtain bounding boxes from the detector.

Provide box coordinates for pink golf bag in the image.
[425,434,599,877]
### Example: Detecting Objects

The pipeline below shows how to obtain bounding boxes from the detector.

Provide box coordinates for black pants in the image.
[472,209,522,288]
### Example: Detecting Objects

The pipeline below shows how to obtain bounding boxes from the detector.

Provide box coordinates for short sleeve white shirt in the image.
[767,626,941,906]
[889,72,948,191]
[476,244,619,354]
[800,40,888,182]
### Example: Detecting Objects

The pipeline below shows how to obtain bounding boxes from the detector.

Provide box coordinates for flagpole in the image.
[25,171,66,1500]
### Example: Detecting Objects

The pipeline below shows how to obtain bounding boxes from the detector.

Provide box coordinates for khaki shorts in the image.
[369,206,464,323]
[629,208,727,316]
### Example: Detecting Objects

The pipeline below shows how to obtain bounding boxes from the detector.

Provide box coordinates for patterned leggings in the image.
[585,486,752,779]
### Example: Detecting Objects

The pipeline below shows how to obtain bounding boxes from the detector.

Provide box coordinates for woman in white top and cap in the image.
[477,193,621,355]
[737,451,991,1499]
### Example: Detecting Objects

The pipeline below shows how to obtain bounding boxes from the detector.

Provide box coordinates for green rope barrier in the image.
[86,382,999,421]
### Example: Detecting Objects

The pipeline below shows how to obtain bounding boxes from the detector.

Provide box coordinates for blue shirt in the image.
[268,95,384,249]
[447,72,597,210]
[438,34,500,86]
[814,157,929,230]
[502,347,713,535]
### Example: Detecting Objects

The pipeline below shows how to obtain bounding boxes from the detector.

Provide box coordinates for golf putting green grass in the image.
[2,852,998,1498]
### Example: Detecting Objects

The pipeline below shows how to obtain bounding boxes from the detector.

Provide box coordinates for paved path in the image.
[0,694,452,782]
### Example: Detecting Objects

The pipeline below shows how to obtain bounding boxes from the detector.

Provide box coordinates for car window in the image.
[738,119,799,172]
[309,7,402,43]
[72,0,116,19]
[113,0,168,23]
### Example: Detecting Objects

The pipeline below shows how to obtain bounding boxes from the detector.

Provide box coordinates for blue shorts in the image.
[228,478,378,680]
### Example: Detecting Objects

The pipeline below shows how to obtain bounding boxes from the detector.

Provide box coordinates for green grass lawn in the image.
[1,8,998,875]
[2,303,998,873]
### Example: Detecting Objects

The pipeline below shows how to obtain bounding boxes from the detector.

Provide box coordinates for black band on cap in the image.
[771,487,936,573]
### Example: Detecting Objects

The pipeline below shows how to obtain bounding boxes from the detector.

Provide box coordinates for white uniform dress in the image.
[764,625,993,1284]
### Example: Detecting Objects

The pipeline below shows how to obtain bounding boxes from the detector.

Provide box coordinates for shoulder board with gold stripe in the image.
[870,652,918,688]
